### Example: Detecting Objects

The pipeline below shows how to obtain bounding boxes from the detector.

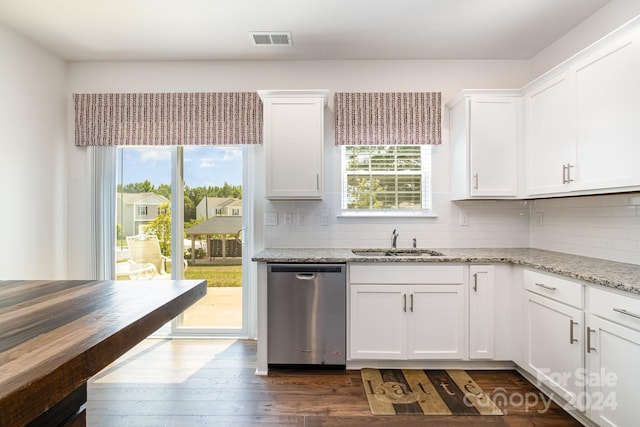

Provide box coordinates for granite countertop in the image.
[252,247,640,295]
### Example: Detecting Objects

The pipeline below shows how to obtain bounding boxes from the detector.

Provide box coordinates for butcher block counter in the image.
[0,279,206,427]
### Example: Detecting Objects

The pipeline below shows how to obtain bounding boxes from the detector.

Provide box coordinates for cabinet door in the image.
[525,73,576,195]
[587,315,640,426]
[574,38,640,191]
[263,96,324,199]
[469,97,518,197]
[525,292,584,409]
[469,266,494,359]
[408,285,465,359]
[349,285,406,360]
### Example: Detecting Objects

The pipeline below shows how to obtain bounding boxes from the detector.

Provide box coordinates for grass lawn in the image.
[184,265,242,287]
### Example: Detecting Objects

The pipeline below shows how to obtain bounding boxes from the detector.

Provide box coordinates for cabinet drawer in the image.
[589,287,640,332]
[524,269,583,308]
[350,264,464,284]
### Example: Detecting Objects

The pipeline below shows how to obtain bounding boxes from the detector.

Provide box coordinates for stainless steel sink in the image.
[351,248,444,257]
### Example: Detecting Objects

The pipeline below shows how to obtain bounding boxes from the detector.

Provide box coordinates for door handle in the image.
[586,327,596,353]
[569,320,578,344]
[473,273,478,292]
[410,294,414,312]
[403,294,407,312]
[295,273,316,280]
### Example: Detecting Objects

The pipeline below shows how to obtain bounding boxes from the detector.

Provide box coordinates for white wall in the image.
[0,24,67,279]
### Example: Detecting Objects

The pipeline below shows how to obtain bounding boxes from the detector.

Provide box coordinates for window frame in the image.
[340,145,434,217]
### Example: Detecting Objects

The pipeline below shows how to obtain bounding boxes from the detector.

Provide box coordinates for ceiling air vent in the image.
[250,32,292,46]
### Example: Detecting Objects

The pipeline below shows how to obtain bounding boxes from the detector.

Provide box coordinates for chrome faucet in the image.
[391,229,399,249]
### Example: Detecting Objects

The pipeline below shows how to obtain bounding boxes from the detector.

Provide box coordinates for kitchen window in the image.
[341,145,432,215]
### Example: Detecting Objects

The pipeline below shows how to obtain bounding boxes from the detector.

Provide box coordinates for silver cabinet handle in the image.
[569,320,578,344]
[473,173,479,190]
[586,327,596,353]
[316,174,319,190]
[403,294,407,312]
[535,282,557,291]
[410,294,414,312]
[563,163,574,184]
[567,164,574,183]
[473,273,478,292]
[613,308,640,320]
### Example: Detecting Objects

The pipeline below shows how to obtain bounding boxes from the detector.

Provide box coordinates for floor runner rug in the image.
[361,368,503,415]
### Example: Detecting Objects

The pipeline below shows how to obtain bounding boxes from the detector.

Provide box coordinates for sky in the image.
[117,146,242,189]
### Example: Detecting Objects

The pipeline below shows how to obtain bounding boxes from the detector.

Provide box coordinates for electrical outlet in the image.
[284,212,293,225]
[297,211,307,226]
[460,212,469,226]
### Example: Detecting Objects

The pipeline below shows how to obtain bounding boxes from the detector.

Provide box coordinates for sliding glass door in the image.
[115,146,248,337]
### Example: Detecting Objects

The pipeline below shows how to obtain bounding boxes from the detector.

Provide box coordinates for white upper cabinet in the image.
[524,23,640,197]
[573,37,640,192]
[449,92,519,200]
[524,72,576,195]
[258,90,328,200]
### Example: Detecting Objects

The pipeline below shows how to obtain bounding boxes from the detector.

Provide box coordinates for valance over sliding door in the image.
[334,92,441,145]
[74,92,263,146]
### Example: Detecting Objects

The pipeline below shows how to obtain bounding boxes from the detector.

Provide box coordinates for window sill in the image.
[337,211,438,219]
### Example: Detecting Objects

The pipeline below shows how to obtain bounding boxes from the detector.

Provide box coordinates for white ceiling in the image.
[0,0,612,62]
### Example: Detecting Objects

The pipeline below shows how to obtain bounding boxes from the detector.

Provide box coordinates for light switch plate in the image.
[321,211,330,226]
[536,212,544,226]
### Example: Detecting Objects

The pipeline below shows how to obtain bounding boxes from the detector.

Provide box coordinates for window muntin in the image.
[341,145,431,212]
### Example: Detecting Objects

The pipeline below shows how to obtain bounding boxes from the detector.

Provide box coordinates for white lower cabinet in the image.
[407,285,465,359]
[349,285,407,360]
[525,291,585,410]
[348,264,465,361]
[469,265,495,359]
[586,287,640,426]
[523,269,585,411]
[349,284,464,360]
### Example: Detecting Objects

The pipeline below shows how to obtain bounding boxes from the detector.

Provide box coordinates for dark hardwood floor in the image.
[87,339,582,426]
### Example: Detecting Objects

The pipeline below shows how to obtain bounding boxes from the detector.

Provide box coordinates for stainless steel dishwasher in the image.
[267,263,346,367]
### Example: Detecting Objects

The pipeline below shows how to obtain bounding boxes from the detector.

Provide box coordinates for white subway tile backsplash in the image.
[531,192,640,265]
[263,190,640,265]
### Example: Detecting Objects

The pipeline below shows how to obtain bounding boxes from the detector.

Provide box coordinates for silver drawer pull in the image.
[613,308,640,320]
[535,282,557,291]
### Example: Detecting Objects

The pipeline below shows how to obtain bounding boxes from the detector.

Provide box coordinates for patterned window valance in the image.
[334,92,441,145]
[73,92,263,146]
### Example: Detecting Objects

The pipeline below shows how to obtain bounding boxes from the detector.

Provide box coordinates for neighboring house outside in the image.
[116,192,170,237]
[196,197,242,219]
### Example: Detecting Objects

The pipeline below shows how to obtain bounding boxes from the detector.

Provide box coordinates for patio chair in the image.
[126,234,187,279]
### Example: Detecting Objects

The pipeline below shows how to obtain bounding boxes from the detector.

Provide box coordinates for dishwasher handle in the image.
[295,273,317,281]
